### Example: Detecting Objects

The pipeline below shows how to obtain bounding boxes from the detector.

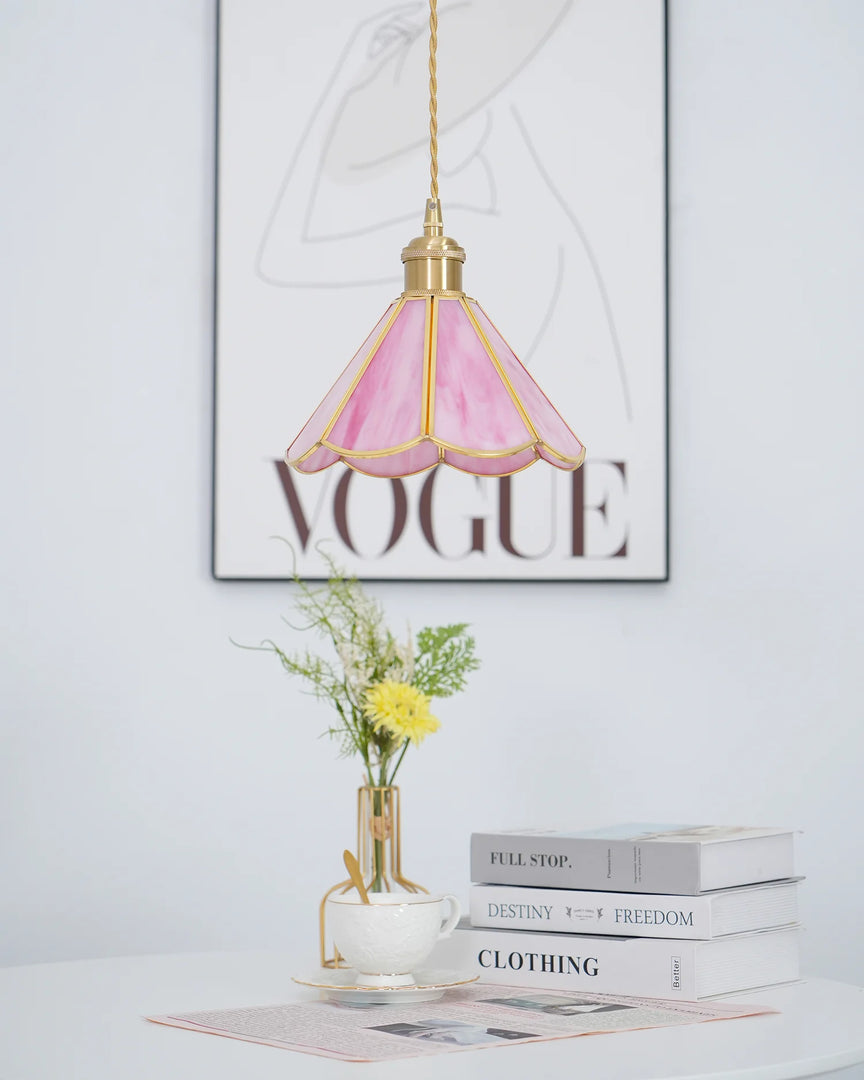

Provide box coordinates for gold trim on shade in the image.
[318,298,407,446]
[335,444,584,480]
[420,296,432,438]
[471,298,587,451]
[541,443,589,468]
[459,297,541,445]
[320,435,538,460]
[290,436,586,478]
[425,296,439,435]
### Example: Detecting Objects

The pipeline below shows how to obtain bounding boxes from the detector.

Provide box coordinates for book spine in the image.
[470,884,713,938]
[441,924,696,999]
[470,834,700,893]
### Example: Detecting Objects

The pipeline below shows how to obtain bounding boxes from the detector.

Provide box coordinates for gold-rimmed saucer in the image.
[292,968,478,1004]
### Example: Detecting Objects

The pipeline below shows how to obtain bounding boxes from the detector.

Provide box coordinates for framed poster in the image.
[213,0,667,580]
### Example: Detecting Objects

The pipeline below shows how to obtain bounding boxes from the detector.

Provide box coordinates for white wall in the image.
[2,0,862,1022]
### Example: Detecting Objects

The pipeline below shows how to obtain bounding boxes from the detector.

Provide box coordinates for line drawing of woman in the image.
[255,0,635,444]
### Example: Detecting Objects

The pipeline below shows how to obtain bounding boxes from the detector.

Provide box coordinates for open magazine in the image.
[148,983,775,1062]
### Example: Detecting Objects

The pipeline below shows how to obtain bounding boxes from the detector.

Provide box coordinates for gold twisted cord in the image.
[429,0,439,202]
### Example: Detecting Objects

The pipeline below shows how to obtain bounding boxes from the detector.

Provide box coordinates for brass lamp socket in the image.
[401,199,466,296]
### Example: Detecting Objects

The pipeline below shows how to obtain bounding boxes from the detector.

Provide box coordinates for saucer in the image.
[292,968,478,1004]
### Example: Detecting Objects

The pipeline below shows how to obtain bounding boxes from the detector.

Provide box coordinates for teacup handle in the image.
[437,894,461,939]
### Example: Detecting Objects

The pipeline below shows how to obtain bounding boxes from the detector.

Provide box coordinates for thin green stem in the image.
[370,784,386,894]
[386,740,411,787]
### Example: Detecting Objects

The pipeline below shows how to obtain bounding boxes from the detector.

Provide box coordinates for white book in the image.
[471,824,797,894]
[469,879,801,939]
[434,921,801,1000]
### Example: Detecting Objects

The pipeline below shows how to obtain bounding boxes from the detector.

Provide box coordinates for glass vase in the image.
[319,785,426,968]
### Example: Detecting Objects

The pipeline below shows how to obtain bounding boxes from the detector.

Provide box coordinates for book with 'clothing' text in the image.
[434,920,801,1000]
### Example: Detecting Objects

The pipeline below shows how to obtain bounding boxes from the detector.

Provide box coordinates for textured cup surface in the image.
[327,892,460,984]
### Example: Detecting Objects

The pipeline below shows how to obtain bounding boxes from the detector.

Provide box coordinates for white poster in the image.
[214,0,667,580]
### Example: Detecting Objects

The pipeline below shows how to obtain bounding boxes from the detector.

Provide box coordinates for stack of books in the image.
[441,824,802,1000]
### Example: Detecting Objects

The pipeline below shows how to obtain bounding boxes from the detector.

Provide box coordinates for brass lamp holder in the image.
[401,199,466,297]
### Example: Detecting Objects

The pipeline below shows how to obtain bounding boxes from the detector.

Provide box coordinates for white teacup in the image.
[326,892,461,987]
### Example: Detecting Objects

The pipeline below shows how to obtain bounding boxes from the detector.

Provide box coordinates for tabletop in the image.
[1,951,863,1080]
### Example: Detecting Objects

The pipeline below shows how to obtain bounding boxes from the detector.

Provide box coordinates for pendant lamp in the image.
[286,1,586,480]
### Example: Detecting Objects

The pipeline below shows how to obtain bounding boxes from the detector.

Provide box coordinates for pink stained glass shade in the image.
[286,295,585,478]
[466,300,585,465]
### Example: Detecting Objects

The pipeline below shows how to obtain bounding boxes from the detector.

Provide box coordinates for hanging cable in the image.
[429,0,439,202]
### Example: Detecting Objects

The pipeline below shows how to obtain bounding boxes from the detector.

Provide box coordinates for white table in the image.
[1,951,863,1079]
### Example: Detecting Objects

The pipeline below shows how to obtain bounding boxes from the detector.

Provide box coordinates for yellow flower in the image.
[363,681,440,745]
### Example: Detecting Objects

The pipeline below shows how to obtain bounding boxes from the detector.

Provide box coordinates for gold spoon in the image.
[342,849,371,904]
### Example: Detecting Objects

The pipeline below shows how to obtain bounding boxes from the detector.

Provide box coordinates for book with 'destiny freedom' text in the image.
[433,921,801,1000]
[469,879,801,939]
[470,824,797,894]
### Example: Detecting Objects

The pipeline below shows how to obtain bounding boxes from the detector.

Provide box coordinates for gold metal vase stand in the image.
[319,785,426,968]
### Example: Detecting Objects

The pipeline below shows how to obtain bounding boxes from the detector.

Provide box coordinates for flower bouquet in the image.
[241,549,479,921]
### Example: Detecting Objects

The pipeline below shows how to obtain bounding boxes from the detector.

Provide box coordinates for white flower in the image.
[393,638,415,683]
[336,641,376,695]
